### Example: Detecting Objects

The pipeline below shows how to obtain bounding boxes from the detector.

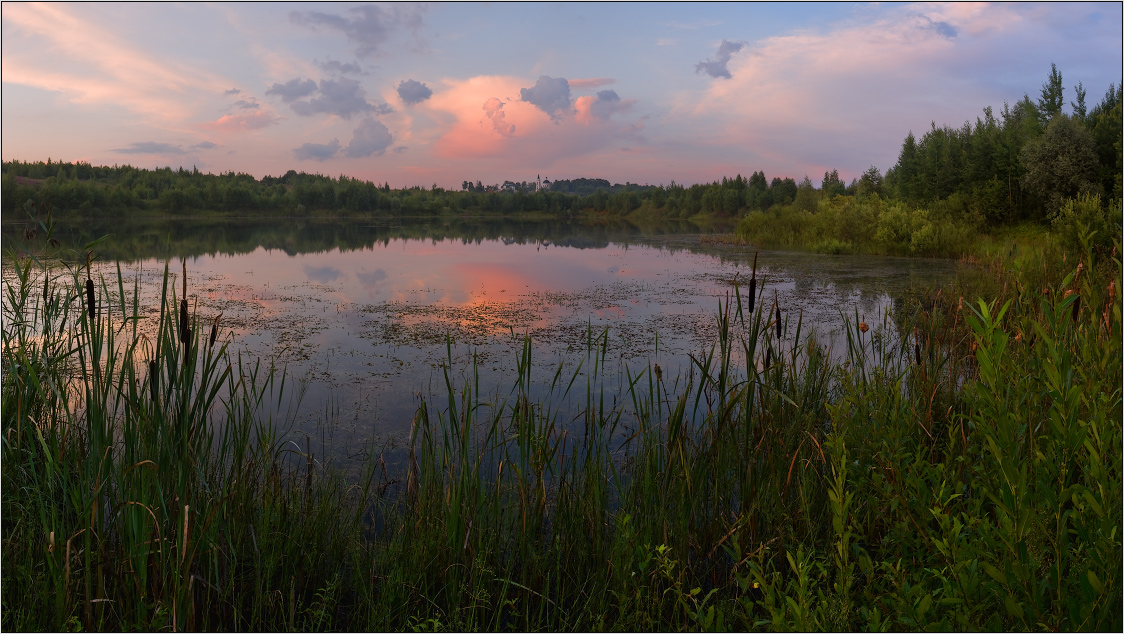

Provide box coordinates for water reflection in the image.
[2,217,956,468]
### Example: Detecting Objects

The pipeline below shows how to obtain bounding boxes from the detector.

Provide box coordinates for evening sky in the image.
[2,1,1120,188]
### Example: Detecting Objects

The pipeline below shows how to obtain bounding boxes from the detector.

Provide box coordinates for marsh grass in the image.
[3,218,1120,631]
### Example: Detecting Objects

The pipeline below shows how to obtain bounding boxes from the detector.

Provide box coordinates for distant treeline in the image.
[0,159,830,220]
[3,65,1119,225]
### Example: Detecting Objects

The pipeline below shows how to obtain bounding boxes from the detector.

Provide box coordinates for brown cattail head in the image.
[1108,281,1117,305]
[209,313,222,348]
[1075,261,1084,284]
[149,360,158,403]
[774,290,781,340]
[765,347,772,370]
[1072,294,1081,322]
[859,316,869,334]
[84,251,95,319]
[179,299,189,343]
[654,363,662,382]
[913,327,922,365]
[85,278,95,321]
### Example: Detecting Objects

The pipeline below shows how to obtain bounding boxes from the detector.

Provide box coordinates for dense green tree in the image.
[1088,83,1123,201]
[794,175,818,213]
[856,166,884,199]
[892,133,921,203]
[1020,114,1100,218]
[770,177,797,206]
[1038,62,1065,124]
[821,169,846,199]
[1072,81,1088,122]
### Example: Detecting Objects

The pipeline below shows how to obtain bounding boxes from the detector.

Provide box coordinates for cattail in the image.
[765,347,772,370]
[85,252,95,321]
[209,313,222,348]
[1108,281,1117,306]
[86,279,95,320]
[179,300,189,343]
[748,252,758,314]
[913,327,922,365]
[179,259,189,343]
[774,290,781,340]
[654,363,662,382]
[1072,294,1081,322]
[149,360,158,404]
[1075,260,1084,284]
[859,316,869,334]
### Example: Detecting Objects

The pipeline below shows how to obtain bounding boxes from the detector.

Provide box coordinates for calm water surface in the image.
[2,217,957,465]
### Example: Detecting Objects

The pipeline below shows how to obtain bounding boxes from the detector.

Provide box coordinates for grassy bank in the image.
[2,222,1120,630]
[735,193,1122,260]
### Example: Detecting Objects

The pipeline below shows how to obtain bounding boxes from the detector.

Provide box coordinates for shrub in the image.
[1051,193,1122,255]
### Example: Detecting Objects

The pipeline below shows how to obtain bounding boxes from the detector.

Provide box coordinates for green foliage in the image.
[1051,193,1123,255]
[4,230,1120,630]
[735,195,981,258]
[888,66,1120,223]
[1021,114,1100,218]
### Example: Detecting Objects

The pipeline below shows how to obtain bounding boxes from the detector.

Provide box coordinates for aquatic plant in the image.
[2,223,1120,631]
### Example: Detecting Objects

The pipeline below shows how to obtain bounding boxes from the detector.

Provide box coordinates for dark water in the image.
[2,215,957,465]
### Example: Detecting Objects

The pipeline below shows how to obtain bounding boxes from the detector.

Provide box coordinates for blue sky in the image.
[2,2,1120,188]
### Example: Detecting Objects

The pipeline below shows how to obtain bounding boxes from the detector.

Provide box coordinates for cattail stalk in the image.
[85,252,95,322]
[179,259,189,344]
[748,252,757,313]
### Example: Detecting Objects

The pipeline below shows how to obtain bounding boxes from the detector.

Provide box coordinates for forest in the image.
[4,65,1119,234]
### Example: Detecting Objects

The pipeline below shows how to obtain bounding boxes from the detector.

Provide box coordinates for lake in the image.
[2,215,958,468]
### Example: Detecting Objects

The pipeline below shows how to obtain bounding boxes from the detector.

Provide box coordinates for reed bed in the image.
[2,220,1120,631]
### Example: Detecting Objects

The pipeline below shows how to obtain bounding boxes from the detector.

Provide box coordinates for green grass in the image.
[3,219,1120,631]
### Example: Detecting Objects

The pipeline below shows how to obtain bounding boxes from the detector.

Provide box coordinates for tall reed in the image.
[3,223,1120,631]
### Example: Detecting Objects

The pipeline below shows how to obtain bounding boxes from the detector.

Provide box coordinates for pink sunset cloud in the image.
[427,75,547,159]
[202,110,281,132]
[574,92,636,125]
[424,74,646,170]
[569,78,616,90]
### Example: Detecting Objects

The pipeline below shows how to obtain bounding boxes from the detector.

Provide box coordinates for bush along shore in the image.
[2,221,1120,631]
